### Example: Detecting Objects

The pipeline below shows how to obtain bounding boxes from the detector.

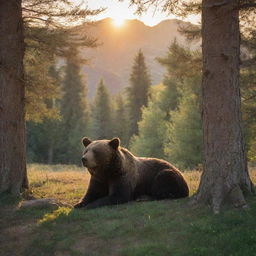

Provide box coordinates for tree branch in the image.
[23,16,48,22]
[242,92,256,102]
[22,7,67,17]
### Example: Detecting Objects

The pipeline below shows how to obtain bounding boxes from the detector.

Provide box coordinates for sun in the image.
[112,17,125,27]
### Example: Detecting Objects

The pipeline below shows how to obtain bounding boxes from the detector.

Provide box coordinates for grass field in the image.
[1,164,256,256]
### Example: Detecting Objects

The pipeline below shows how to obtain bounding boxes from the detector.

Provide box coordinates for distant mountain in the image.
[78,18,200,99]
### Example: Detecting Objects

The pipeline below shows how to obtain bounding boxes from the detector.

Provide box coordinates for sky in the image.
[72,0,200,26]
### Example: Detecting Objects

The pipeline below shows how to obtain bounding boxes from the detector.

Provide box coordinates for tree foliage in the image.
[126,50,151,137]
[27,52,89,164]
[113,95,129,147]
[164,80,202,169]
[131,42,202,168]
[22,0,101,121]
[130,85,167,158]
[90,79,113,140]
[25,46,60,122]
[58,50,89,163]
[156,40,201,112]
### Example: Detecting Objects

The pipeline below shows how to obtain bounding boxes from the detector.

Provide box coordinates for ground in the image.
[1,164,256,256]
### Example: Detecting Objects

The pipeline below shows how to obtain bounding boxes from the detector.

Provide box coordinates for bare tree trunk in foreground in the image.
[0,0,28,195]
[192,0,254,213]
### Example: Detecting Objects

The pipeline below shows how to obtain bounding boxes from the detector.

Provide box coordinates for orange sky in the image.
[72,0,200,26]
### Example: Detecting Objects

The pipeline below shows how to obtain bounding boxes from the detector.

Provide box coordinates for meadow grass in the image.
[1,164,256,256]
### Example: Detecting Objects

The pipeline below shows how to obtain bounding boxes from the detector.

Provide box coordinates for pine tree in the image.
[90,79,113,140]
[130,43,202,162]
[164,82,203,169]
[24,37,61,122]
[157,40,201,114]
[23,0,101,121]
[59,49,89,164]
[0,0,101,195]
[127,0,256,212]
[126,50,151,138]
[113,95,129,146]
[27,66,62,164]
[0,0,28,195]
[130,86,167,158]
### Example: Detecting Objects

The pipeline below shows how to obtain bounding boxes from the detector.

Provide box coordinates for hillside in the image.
[78,18,200,99]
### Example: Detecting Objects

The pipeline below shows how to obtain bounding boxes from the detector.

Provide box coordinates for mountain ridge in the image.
[78,18,200,99]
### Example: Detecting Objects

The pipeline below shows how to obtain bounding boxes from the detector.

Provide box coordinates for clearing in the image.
[0,164,256,256]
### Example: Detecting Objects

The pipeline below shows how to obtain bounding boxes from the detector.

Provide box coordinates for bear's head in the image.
[81,137,120,176]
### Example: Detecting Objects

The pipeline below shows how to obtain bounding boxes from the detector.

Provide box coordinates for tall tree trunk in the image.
[192,0,254,213]
[0,0,28,195]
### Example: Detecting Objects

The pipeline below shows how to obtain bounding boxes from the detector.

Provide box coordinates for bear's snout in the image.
[81,157,88,166]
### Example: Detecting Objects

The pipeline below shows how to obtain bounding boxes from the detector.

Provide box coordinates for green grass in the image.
[1,164,256,256]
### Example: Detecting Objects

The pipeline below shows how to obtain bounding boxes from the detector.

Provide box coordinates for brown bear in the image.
[74,137,189,209]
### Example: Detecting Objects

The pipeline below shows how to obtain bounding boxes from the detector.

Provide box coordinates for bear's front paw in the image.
[73,202,86,208]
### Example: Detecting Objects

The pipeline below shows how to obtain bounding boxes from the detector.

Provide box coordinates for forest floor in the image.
[1,164,256,256]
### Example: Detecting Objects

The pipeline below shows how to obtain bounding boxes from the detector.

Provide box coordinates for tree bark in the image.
[0,0,28,195]
[192,0,254,213]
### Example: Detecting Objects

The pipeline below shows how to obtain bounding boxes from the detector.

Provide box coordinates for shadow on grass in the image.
[1,193,256,256]
[0,192,22,207]
[20,196,256,256]
[22,199,198,256]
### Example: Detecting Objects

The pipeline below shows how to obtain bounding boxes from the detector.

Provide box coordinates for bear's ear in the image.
[109,137,120,150]
[82,137,92,147]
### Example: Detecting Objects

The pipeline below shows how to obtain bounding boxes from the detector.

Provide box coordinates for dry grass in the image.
[27,164,202,205]
[183,170,201,195]
[28,164,90,205]
[186,168,256,195]
[28,164,256,204]
[249,167,256,183]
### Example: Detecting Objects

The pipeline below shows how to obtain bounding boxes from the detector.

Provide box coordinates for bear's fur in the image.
[74,137,189,209]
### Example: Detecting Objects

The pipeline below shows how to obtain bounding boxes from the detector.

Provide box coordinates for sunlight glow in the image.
[72,0,200,26]
[112,17,125,27]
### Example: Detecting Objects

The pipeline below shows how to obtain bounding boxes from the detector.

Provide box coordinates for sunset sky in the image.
[73,0,200,26]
